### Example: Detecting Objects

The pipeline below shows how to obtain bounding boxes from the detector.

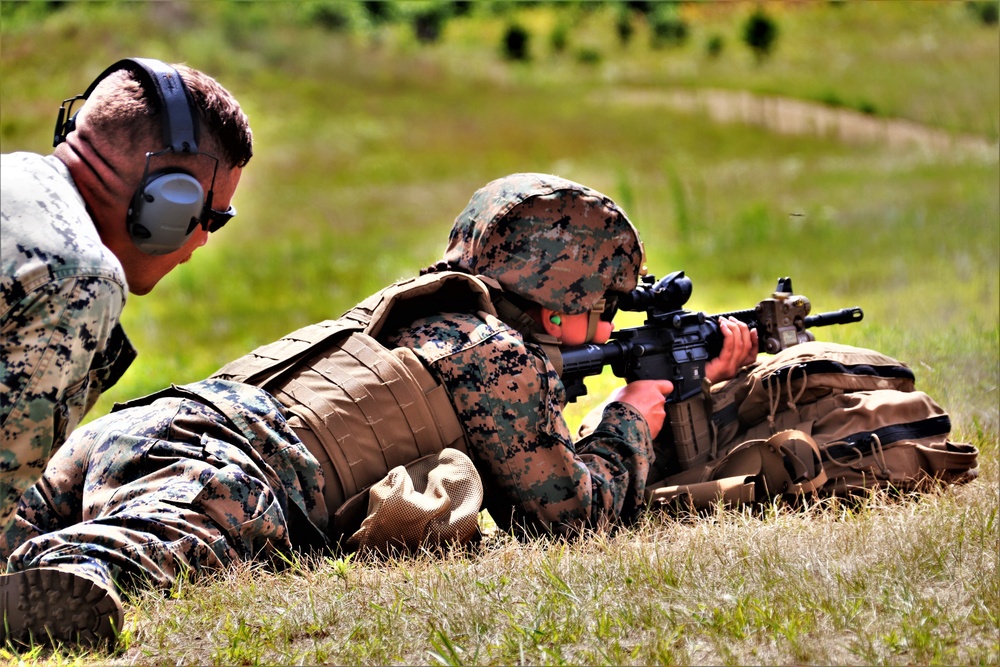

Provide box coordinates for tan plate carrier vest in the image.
[212,272,496,534]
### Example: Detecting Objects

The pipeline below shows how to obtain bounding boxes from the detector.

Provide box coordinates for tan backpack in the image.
[737,341,917,427]
[648,342,979,510]
[212,272,494,551]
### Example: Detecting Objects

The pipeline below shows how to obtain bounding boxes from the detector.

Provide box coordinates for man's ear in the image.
[540,307,563,338]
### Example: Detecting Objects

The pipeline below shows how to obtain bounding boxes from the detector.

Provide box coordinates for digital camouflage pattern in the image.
[1,152,135,532]
[443,172,645,315]
[384,309,653,532]
[0,172,654,599]
[422,173,654,530]
[0,380,326,593]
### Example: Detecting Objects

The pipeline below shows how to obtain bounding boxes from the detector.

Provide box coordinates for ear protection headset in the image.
[54,57,233,255]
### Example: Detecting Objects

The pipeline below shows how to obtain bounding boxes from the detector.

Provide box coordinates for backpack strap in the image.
[766,429,828,494]
[823,415,952,461]
[646,475,758,509]
[646,430,826,510]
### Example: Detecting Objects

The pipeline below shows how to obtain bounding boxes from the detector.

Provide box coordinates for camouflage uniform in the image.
[0,152,135,531]
[0,380,326,594]
[0,172,651,644]
[386,173,653,532]
[384,312,652,532]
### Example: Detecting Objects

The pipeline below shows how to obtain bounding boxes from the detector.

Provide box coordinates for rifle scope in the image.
[615,271,693,313]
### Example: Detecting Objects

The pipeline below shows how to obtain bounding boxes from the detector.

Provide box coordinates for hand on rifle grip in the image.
[608,379,676,439]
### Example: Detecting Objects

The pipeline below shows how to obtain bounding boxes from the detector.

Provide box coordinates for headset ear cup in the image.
[126,171,205,256]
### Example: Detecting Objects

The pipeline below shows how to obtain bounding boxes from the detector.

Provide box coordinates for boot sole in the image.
[0,568,123,647]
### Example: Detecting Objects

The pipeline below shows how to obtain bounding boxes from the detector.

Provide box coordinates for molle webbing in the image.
[211,272,497,388]
[212,319,348,388]
[269,334,467,517]
[210,272,495,517]
[738,342,918,428]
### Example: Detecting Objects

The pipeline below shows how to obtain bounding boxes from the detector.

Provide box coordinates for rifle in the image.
[561,271,863,404]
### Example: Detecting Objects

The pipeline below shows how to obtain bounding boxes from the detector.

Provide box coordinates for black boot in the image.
[0,566,124,648]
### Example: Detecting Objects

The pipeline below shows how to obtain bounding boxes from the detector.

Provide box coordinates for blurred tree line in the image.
[303,0,996,63]
[2,1,782,62]
[4,0,995,66]
[378,0,785,64]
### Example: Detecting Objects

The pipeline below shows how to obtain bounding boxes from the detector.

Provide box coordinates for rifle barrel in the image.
[559,341,627,377]
[805,307,864,328]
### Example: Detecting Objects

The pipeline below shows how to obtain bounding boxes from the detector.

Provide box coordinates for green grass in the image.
[33,478,999,665]
[1,1,997,664]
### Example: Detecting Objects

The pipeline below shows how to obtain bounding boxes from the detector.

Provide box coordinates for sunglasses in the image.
[200,205,236,233]
[186,203,236,236]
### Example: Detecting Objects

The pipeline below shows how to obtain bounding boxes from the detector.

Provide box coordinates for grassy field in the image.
[1,1,997,664]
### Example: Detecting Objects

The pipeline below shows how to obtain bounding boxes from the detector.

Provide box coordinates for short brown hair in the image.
[83,62,253,169]
[174,64,253,169]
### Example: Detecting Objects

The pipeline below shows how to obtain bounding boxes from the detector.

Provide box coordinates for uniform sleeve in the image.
[573,401,654,522]
[0,275,125,529]
[434,329,654,534]
[488,345,653,533]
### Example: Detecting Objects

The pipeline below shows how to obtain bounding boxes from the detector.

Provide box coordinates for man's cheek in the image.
[594,321,614,344]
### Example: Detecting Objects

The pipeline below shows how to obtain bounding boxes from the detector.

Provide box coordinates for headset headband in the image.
[55,57,199,152]
[91,58,199,152]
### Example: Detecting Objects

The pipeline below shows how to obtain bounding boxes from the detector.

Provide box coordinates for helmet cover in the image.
[442,173,644,314]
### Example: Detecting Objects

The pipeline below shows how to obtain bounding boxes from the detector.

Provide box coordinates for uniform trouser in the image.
[0,384,327,595]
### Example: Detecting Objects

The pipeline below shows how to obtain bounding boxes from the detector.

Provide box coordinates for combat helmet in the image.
[442,173,645,316]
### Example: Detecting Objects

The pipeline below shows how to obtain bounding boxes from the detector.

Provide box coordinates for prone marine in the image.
[0,172,755,647]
